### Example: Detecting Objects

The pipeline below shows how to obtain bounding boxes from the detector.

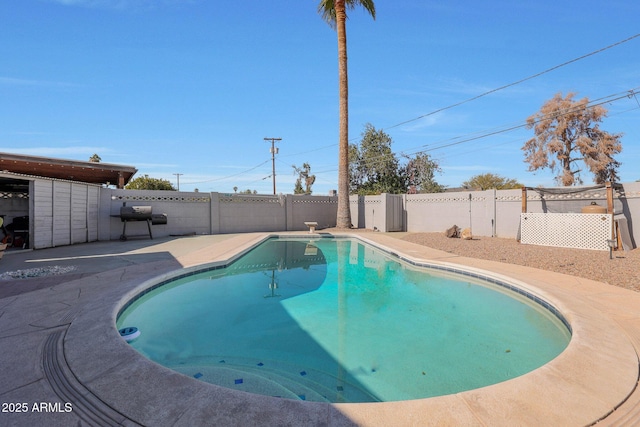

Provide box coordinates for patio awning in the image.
[0,152,137,189]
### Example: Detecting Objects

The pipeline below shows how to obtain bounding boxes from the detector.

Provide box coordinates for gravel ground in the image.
[0,265,78,280]
[401,233,640,292]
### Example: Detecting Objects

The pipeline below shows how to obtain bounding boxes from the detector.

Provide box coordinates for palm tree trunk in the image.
[335,0,352,228]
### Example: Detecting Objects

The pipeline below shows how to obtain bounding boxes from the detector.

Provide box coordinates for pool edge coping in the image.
[63,232,640,426]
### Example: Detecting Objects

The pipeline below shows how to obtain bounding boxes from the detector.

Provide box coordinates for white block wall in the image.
[9,174,640,250]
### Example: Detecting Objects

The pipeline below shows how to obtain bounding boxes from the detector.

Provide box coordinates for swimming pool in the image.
[117,237,571,403]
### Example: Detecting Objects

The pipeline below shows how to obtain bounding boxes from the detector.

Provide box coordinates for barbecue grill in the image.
[118,205,167,241]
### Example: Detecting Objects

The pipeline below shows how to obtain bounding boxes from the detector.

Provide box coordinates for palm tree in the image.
[318,0,376,228]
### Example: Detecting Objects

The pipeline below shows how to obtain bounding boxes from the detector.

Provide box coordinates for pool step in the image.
[231,363,356,402]
[168,357,379,402]
[171,364,329,402]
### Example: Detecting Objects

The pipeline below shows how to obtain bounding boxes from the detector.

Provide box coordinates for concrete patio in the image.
[0,232,639,426]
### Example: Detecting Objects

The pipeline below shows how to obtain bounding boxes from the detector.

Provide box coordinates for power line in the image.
[385,33,640,131]
[270,34,640,165]
[275,158,339,190]
[387,88,638,158]
[277,94,639,185]
[315,87,639,172]
[279,142,338,158]
[186,159,270,185]
[185,35,640,188]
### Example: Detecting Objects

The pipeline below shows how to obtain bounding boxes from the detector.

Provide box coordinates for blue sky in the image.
[2,0,639,194]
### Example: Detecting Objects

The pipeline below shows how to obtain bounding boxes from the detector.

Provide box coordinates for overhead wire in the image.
[186,34,640,187]
[384,33,640,131]
[287,87,639,171]
[327,87,640,172]
[413,88,637,155]
[277,158,339,188]
[280,33,640,161]
[184,159,271,185]
[203,89,639,191]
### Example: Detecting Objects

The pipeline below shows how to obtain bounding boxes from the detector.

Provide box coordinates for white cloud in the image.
[45,0,141,8]
[2,146,112,159]
[43,0,198,10]
[398,113,444,132]
[0,76,81,88]
[128,162,179,169]
[435,77,494,97]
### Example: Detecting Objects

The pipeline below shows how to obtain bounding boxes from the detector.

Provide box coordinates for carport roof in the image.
[0,152,137,188]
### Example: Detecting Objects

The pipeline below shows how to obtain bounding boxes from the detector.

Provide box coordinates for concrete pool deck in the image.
[0,232,638,426]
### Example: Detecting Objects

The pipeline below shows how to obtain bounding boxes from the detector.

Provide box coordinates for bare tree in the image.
[523,92,622,186]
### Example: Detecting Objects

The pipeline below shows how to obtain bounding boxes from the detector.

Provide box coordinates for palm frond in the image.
[317,0,337,27]
[345,0,376,20]
[318,0,376,28]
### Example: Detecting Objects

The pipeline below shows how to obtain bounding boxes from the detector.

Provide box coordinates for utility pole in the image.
[264,137,282,194]
[173,173,183,191]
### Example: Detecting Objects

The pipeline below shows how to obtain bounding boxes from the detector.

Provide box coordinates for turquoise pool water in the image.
[117,237,571,403]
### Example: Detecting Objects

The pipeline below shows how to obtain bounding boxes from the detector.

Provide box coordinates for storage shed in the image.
[0,152,137,249]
